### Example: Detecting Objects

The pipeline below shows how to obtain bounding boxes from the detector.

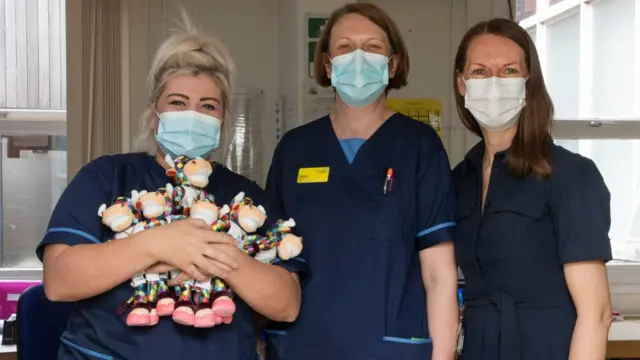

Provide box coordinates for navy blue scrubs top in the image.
[453,142,612,360]
[36,153,307,360]
[263,114,456,360]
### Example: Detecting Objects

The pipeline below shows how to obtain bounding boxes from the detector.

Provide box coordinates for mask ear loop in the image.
[460,75,471,101]
[153,110,162,137]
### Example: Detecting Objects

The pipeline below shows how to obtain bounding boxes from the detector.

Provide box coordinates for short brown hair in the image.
[314,3,409,90]
[453,18,554,178]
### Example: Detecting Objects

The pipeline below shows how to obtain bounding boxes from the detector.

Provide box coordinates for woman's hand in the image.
[146,219,240,282]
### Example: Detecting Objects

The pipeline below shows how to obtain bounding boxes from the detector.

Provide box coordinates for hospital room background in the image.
[0,0,638,357]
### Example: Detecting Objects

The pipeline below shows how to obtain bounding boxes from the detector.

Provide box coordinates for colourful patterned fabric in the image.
[193,287,212,305]
[212,220,231,233]
[212,278,232,300]
[146,280,159,303]
[119,282,147,314]
[157,279,171,299]
[175,282,193,303]
[243,234,276,256]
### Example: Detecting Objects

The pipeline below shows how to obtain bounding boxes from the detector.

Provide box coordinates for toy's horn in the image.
[97,204,107,217]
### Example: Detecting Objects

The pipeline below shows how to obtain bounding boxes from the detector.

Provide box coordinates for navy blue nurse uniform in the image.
[453,142,612,360]
[263,114,456,360]
[36,153,307,360]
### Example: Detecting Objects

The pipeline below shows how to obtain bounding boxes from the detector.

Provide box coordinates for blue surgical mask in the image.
[330,49,390,108]
[155,110,222,159]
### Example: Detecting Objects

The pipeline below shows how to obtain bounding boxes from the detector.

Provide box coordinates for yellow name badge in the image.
[297,167,330,184]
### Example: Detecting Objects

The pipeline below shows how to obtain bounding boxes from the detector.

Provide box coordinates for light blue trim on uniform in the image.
[60,338,113,359]
[382,336,432,344]
[416,222,456,238]
[263,329,287,335]
[273,257,306,263]
[47,227,101,244]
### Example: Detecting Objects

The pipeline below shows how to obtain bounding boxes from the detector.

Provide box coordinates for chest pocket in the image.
[489,192,547,220]
[290,171,405,246]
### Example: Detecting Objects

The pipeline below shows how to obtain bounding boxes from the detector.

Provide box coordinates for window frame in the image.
[520,0,640,304]
[521,0,640,123]
[0,109,66,136]
[0,109,66,280]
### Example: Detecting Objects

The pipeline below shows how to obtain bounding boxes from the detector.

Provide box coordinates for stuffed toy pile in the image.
[97,155,303,328]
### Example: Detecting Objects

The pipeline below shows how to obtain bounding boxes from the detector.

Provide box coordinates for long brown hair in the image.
[453,18,553,178]
[314,3,409,91]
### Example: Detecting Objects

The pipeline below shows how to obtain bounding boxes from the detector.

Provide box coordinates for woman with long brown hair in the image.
[452,18,612,360]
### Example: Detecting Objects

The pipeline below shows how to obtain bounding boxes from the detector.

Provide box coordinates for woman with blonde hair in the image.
[38,14,305,359]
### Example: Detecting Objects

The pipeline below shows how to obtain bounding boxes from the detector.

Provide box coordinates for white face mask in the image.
[463,77,526,131]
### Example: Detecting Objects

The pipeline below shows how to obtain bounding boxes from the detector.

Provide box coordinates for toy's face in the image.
[183,158,213,188]
[190,201,220,226]
[237,205,267,233]
[278,233,303,261]
[102,204,135,233]
[139,192,167,219]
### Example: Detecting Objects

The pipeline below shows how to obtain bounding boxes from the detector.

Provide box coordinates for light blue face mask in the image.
[155,110,222,159]
[330,49,390,108]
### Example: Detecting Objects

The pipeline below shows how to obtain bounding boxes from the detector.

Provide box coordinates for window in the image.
[520,0,640,264]
[0,0,66,278]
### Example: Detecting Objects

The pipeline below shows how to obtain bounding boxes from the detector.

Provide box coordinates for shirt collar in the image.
[464,141,509,169]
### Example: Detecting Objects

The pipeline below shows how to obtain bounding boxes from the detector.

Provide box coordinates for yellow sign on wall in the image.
[386,98,442,137]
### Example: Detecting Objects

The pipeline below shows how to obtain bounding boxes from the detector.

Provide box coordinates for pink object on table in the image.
[0,281,41,319]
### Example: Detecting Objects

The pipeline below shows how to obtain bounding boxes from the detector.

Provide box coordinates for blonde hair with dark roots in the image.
[132,9,236,158]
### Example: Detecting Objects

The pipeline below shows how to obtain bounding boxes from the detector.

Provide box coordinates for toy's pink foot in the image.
[126,312,151,327]
[148,308,160,326]
[172,310,195,326]
[213,315,224,325]
[194,313,216,328]
[220,315,233,324]
[212,298,236,317]
[156,302,175,316]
